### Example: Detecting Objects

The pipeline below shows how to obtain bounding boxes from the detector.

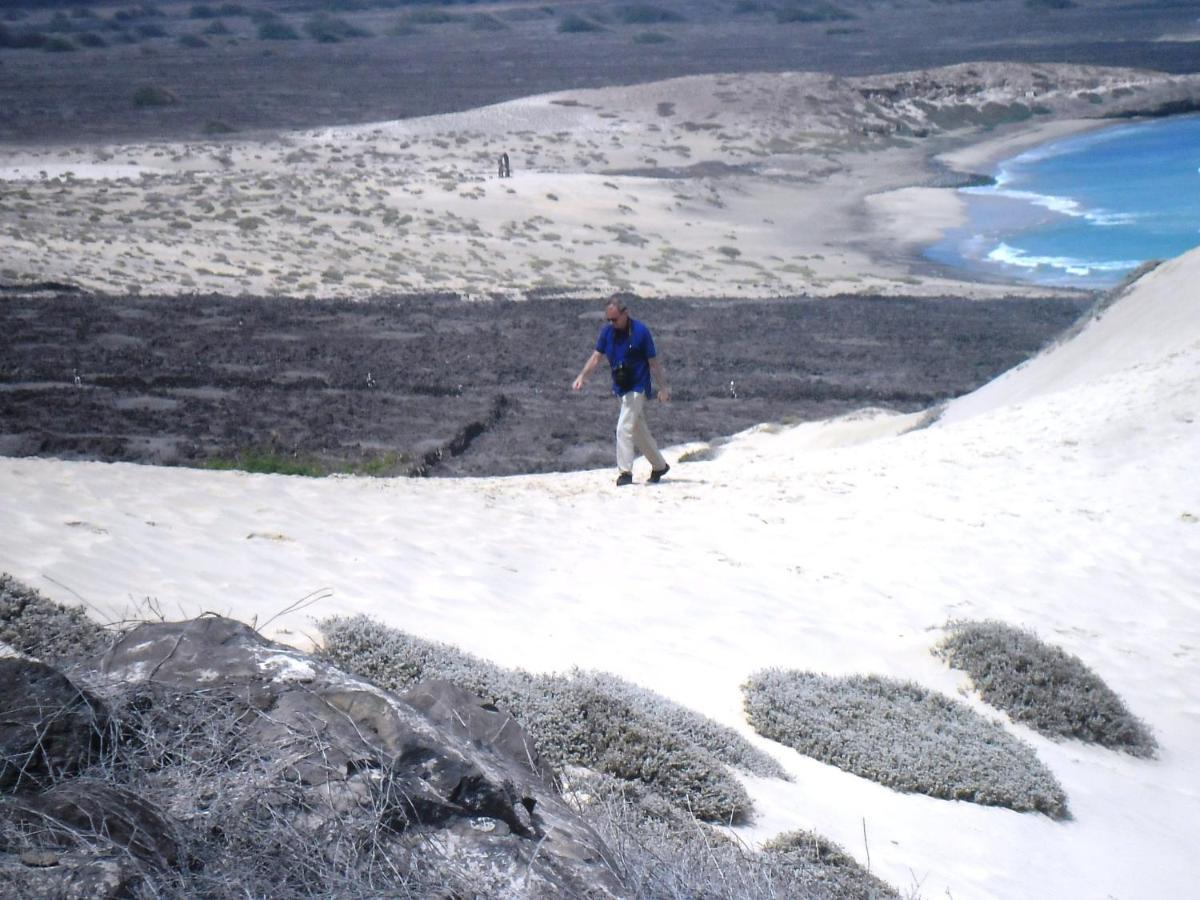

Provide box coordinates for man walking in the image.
[572,293,671,486]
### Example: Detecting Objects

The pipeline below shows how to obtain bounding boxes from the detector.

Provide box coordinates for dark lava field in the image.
[0,289,1089,476]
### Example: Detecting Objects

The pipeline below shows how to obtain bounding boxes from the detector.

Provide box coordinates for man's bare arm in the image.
[649,358,670,402]
[573,350,605,391]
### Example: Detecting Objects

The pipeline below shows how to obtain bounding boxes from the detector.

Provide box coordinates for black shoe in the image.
[615,471,633,486]
[649,463,670,483]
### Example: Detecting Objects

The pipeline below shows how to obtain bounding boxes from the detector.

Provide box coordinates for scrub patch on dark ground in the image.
[0,291,1090,478]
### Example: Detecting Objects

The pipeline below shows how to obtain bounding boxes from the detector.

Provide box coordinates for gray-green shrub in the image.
[319,614,785,822]
[935,619,1157,757]
[617,3,685,24]
[133,84,178,107]
[776,2,855,23]
[558,13,604,32]
[743,669,1069,818]
[257,18,299,40]
[0,573,110,666]
[304,12,371,42]
[571,771,900,899]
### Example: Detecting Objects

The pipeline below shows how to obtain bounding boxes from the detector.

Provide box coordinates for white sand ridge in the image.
[4,63,1198,299]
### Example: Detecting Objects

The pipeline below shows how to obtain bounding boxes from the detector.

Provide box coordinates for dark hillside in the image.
[1,0,1196,143]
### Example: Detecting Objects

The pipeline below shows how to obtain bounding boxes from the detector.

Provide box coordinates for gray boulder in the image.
[0,848,129,900]
[0,659,109,792]
[9,782,183,870]
[97,615,625,898]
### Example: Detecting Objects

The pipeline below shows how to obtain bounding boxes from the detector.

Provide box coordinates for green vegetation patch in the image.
[320,615,789,823]
[202,448,406,478]
[935,620,1157,757]
[743,669,1069,818]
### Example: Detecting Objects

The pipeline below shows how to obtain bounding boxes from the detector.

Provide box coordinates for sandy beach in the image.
[5,63,1197,301]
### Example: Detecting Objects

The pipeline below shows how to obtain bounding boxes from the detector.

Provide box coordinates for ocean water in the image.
[926,114,1200,288]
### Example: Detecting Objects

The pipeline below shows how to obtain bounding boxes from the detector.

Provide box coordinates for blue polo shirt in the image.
[596,318,656,396]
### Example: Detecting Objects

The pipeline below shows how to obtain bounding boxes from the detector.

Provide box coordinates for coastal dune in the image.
[1,253,1198,898]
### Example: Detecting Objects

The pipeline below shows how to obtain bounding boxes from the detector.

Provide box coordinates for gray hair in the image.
[607,291,637,313]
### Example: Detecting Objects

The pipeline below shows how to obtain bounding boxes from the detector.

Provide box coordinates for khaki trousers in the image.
[616,391,666,474]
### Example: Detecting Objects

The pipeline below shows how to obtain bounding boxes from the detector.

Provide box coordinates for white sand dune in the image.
[2,220,1198,899]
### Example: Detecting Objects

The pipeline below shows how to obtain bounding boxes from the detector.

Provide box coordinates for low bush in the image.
[304,12,371,42]
[776,2,855,23]
[0,574,111,666]
[935,620,1157,757]
[257,18,299,40]
[47,11,74,33]
[617,3,685,24]
[571,772,900,898]
[43,34,76,51]
[132,84,178,107]
[114,5,164,22]
[558,13,604,32]
[633,30,671,43]
[319,615,786,823]
[178,32,208,47]
[398,9,462,25]
[201,19,230,35]
[0,28,49,49]
[75,31,108,48]
[743,669,1069,818]
[468,13,507,31]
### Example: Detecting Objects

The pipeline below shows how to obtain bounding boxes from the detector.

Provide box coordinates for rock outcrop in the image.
[0,616,625,898]
[0,659,109,792]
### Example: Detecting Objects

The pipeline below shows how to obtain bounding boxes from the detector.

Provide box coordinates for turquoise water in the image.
[927,114,1200,288]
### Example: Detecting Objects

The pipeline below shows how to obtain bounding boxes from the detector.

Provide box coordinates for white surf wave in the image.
[964,182,1137,227]
[986,242,1142,277]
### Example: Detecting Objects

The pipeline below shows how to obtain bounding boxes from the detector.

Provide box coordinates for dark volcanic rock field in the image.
[0,289,1090,477]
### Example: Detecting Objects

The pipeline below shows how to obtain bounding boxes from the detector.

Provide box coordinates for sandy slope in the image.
[3,63,1198,300]
[2,247,1199,897]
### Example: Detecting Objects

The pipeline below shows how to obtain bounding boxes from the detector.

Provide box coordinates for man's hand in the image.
[657,387,671,403]
[574,350,604,391]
